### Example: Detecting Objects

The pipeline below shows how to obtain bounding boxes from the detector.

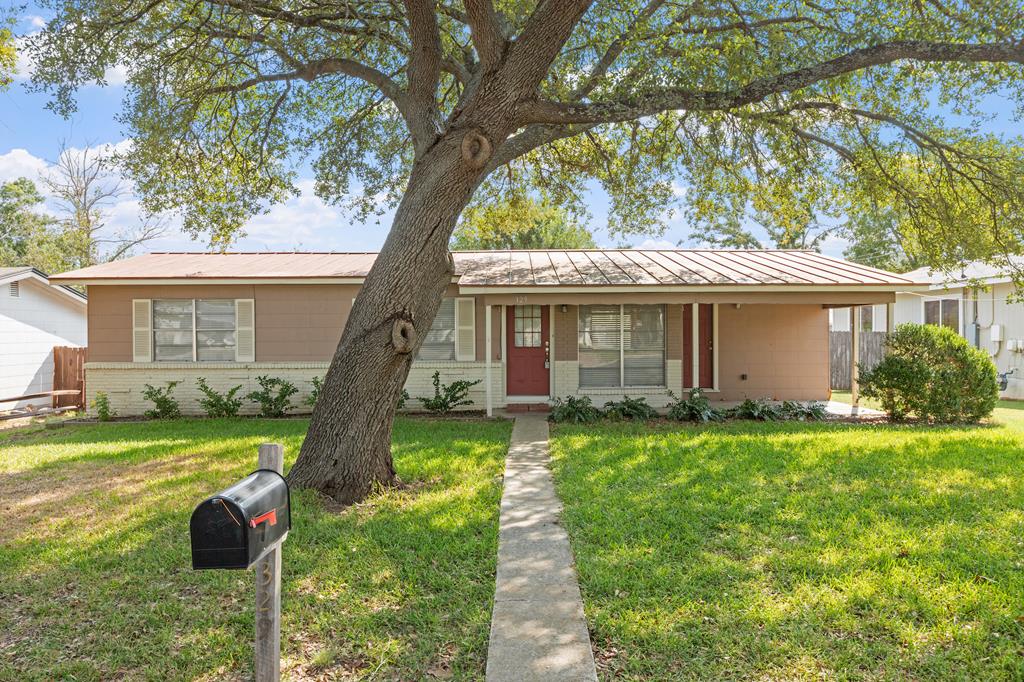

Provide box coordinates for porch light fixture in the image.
[560,304,568,313]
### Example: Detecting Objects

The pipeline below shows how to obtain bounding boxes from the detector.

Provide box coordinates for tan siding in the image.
[553,305,577,361]
[255,284,358,360]
[716,304,829,401]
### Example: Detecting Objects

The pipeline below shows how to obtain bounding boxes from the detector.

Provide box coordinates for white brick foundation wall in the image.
[86,361,506,416]
[549,358,684,408]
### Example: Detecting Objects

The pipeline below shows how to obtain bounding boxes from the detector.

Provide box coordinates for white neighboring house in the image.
[885,259,1024,399]
[0,268,88,409]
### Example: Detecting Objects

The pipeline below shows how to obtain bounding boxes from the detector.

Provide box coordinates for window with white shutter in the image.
[235,299,255,361]
[455,298,476,361]
[132,299,153,362]
[418,298,456,360]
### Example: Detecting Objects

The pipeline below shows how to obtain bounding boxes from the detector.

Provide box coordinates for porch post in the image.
[485,304,493,417]
[851,305,860,409]
[886,302,895,335]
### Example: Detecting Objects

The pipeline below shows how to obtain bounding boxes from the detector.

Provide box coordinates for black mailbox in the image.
[190,470,291,570]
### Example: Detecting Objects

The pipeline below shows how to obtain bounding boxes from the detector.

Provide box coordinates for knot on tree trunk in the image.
[461,130,492,169]
[391,318,417,354]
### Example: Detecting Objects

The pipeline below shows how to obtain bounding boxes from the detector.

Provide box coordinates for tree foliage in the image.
[0,19,14,91]
[26,0,1024,265]
[451,195,596,249]
[0,178,66,273]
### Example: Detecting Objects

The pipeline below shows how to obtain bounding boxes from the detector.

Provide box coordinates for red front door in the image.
[507,305,550,396]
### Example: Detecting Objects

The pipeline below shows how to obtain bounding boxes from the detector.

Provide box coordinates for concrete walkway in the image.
[486,414,598,682]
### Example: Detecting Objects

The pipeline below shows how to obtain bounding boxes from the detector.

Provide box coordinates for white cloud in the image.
[0,145,393,253]
[26,15,47,29]
[818,233,850,258]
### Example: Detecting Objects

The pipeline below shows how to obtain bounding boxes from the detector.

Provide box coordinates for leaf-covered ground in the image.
[550,406,1024,681]
[0,416,511,681]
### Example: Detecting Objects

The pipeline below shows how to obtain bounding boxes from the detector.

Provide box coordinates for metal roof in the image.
[50,250,925,289]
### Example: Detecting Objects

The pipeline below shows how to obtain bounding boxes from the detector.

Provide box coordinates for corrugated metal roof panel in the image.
[50,249,927,288]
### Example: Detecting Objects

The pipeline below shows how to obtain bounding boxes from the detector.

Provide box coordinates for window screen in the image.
[418,298,456,360]
[624,305,665,386]
[153,300,194,361]
[196,300,236,361]
[578,305,621,388]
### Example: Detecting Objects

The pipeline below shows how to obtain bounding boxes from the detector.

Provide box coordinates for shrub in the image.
[92,391,116,421]
[860,323,998,423]
[603,396,658,421]
[418,371,481,414]
[549,395,603,423]
[304,376,324,408]
[142,381,181,419]
[730,397,780,421]
[246,375,299,417]
[196,378,243,417]
[778,400,827,421]
[666,388,724,423]
[397,388,410,410]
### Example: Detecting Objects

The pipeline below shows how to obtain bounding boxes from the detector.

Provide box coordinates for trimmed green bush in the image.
[418,371,481,413]
[860,323,998,423]
[304,376,324,408]
[729,397,781,421]
[92,391,116,421]
[142,381,181,419]
[549,395,603,423]
[246,376,298,417]
[196,378,243,417]
[603,396,658,421]
[666,388,724,423]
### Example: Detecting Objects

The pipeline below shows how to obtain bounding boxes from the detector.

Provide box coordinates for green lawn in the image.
[0,417,511,681]
[550,408,1024,680]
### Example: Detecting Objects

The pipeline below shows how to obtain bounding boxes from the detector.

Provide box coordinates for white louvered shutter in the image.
[455,298,476,361]
[235,299,255,362]
[132,299,153,362]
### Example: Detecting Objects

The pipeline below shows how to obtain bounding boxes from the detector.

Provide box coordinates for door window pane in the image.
[578,305,621,387]
[514,305,542,347]
[624,305,665,386]
[153,300,193,361]
[418,298,456,360]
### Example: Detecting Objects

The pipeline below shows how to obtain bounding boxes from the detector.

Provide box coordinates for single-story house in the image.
[886,260,1024,399]
[50,250,925,416]
[0,267,88,410]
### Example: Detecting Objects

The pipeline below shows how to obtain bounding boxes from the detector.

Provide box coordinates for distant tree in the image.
[452,197,596,250]
[0,14,14,91]
[43,144,166,269]
[0,178,67,273]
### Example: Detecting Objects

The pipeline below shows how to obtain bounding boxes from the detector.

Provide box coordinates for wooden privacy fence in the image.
[53,346,86,408]
[830,331,887,390]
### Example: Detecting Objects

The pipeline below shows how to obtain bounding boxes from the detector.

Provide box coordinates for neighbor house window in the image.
[153,299,236,361]
[418,298,456,360]
[578,304,665,388]
[924,298,959,332]
[859,306,874,332]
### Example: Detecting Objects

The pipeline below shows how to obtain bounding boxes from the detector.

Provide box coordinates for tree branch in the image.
[522,40,1024,125]
[500,0,594,93]
[464,0,506,68]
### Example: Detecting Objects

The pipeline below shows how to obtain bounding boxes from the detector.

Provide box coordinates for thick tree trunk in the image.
[287,130,490,503]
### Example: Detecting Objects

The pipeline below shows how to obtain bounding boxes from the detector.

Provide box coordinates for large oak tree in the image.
[28,0,1024,502]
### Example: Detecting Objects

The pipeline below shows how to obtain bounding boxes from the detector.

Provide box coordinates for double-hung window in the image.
[578,304,665,388]
[153,299,237,361]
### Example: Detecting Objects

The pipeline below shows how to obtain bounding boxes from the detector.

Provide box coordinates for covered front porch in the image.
[474,291,897,416]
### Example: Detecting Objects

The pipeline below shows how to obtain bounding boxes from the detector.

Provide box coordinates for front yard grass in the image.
[550,409,1024,680]
[0,416,511,681]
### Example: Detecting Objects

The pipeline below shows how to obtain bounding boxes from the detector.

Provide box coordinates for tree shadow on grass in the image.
[551,421,1024,681]
[0,418,511,681]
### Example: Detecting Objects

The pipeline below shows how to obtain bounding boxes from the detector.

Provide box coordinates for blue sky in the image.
[2,9,1020,258]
